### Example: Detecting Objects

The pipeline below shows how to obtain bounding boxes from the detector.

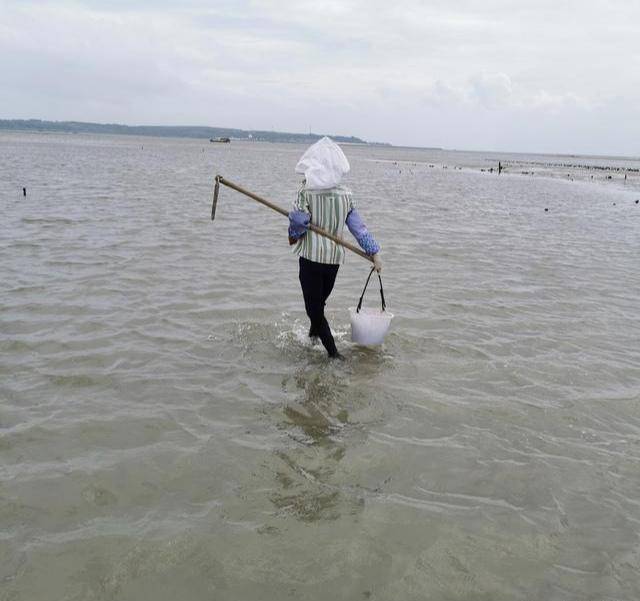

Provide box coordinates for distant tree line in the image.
[0,119,369,144]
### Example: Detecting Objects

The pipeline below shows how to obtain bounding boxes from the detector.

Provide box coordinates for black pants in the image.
[299,257,340,357]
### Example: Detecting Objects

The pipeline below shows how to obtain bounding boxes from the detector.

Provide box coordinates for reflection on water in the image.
[271,364,364,523]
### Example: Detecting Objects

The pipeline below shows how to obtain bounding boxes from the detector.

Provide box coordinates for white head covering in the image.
[295,136,350,190]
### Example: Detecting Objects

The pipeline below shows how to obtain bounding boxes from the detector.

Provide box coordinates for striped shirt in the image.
[292,185,354,265]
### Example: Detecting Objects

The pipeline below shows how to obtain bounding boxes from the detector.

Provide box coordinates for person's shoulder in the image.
[304,185,350,194]
[333,185,352,196]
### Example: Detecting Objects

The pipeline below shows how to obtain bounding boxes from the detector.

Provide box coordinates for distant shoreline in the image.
[0,118,392,146]
[3,120,637,160]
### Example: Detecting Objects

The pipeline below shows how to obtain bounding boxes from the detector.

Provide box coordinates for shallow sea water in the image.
[1,132,640,600]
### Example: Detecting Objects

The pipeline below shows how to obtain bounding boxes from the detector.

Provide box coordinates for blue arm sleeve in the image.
[288,210,311,240]
[346,209,380,255]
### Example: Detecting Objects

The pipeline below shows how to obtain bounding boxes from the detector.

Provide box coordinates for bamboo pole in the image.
[213,175,374,263]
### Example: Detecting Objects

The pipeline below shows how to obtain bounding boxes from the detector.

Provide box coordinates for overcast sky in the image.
[2,0,639,155]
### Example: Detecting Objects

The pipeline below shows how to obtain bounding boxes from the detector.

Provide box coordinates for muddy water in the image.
[1,132,640,600]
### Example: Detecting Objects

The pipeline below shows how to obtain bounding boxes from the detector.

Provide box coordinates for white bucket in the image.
[349,306,394,345]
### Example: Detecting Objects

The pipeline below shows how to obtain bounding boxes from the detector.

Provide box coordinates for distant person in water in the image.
[288,137,382,359]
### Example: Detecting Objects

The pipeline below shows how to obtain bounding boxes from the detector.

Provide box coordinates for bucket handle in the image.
[356,267,386,313]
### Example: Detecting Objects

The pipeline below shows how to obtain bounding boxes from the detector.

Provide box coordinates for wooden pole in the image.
[214,175,374,263]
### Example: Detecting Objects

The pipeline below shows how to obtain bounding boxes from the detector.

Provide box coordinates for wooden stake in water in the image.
[211,175,374,263]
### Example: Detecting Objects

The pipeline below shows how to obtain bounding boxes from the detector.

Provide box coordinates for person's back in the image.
[292,184,354,265]
[288,137,381,359]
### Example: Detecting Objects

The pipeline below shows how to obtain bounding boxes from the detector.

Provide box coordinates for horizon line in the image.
[1,117,639,160]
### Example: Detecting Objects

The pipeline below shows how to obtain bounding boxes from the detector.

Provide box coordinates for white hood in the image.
[295,136,350,190]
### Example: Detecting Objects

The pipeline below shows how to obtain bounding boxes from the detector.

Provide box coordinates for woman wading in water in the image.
[288,137,382,359]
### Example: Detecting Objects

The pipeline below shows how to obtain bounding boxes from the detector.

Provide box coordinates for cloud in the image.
[529,91,594,113]
[423,80,469,108]
[470,72,513,108]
